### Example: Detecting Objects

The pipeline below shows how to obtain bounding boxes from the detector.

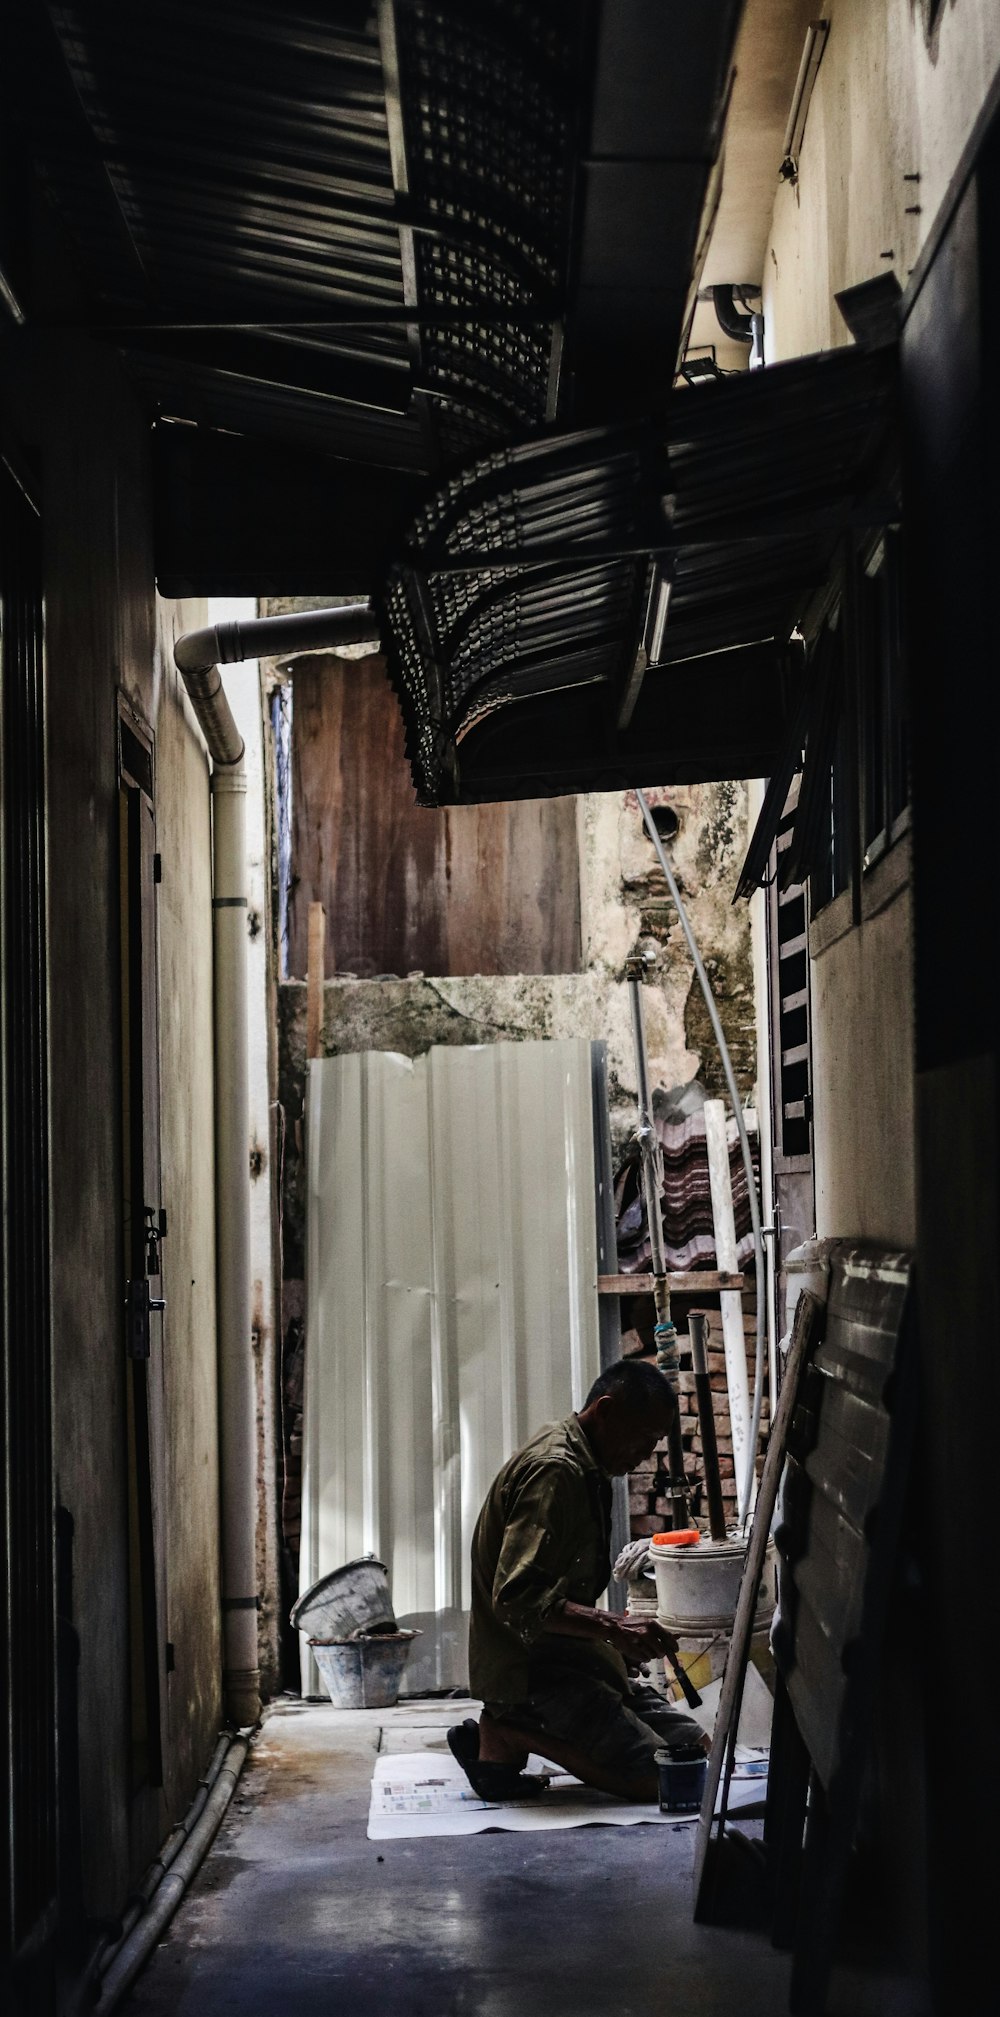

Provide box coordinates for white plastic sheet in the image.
[300,1039,602,1695]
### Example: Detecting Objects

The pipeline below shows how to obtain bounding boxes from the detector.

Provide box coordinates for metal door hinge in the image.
[126,1276,165,1359]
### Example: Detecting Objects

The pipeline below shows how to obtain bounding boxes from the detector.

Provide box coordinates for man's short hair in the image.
[584,1357,676,1416]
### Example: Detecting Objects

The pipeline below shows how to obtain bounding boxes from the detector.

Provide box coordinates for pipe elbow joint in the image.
[174,626,222,677]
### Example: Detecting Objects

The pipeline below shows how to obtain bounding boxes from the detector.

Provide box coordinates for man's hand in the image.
[549,1600,680,1673]
[605,1615,680,1668]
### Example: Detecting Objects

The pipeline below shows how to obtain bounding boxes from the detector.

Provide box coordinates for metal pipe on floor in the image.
[94,1732,250,2013]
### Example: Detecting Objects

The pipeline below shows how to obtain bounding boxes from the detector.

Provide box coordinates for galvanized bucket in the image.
[290,1557,395,1641]
[311,1629,420,1710]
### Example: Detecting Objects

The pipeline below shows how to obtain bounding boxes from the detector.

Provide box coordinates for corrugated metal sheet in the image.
[29,1,589,474]
[23,2,746,587]
[299,1039,601,1694]
[379,345,899,804]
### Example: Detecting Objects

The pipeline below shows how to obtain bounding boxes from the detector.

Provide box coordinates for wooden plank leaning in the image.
[693,1287,824,1920]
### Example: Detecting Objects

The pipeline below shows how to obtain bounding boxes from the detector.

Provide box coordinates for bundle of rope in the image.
[613,1538,652,1585]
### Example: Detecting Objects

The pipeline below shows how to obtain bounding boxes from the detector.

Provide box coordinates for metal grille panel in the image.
[379,347,898,803]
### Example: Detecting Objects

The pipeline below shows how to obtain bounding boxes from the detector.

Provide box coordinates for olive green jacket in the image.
[468,1413,628,1708]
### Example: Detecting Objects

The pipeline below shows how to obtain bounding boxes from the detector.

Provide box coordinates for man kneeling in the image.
[449,1358,704,1804]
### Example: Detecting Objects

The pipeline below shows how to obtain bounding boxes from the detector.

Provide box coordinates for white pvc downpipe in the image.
[212,761,259,1725]
[174,600,378,691]
[635,789,767,1525]
[704,1096,752,1506]
[174,599,379,1725]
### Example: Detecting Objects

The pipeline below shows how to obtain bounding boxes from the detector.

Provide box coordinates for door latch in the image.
[126,1277,166,1360]
[144,1203,168,1277]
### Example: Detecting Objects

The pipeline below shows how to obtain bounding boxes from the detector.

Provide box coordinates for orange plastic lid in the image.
[651,1529,701,1547]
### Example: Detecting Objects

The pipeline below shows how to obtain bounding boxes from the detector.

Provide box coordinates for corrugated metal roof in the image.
[379,345,899,803]
[20,3,744,545]
[28,0,592,476]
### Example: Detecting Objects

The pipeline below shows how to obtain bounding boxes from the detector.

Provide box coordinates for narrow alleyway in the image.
[121,1700,793,2017]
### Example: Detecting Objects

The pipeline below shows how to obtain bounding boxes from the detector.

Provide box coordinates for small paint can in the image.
[655,1745,708,1813]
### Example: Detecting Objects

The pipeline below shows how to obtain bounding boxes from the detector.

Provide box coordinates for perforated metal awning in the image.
[15,0,892,804]
[378,344,899,803]
[14,0,744,593]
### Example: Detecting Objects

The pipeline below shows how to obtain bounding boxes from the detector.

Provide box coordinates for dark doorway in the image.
[0,454,56,1982]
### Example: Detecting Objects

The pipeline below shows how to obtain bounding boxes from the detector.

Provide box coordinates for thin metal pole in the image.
[690,1312,727,1541]
[635,790,767,1524]
[625,956,688,1528]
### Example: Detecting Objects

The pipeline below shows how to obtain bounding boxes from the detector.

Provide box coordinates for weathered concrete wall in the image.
[2,282,221,1911]
[764,0,1000,361]
[753,0,985,1249]
[810,864,916,1245]
[739,5,1000,1981]
[578,782,756,1110]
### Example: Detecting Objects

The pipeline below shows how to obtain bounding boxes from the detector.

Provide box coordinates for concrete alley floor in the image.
[122,1696,795,2017]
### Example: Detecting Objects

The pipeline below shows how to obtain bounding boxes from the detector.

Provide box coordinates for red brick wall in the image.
[627,1304,770,1536]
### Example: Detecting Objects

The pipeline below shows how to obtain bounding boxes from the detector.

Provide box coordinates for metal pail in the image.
[310,1629,420,1709]
[291,1557,395,1641]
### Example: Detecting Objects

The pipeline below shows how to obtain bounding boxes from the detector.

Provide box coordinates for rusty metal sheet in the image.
[286,653,581,978]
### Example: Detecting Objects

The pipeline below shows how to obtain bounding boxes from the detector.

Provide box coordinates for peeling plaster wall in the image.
[763,0,1000,362]
[578,783,756,1116]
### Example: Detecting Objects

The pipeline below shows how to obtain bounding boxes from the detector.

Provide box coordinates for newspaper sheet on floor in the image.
[367,1745,768,1840]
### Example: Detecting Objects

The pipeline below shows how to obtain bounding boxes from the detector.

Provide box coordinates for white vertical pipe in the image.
[747,801,780,1425]
[627,973,667,1279]
[212,762,261,1726]
[214,609,281,1696]
[704,1097,751,1510]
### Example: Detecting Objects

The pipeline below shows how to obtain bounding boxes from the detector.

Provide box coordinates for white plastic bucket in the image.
[650,1533,775,1633]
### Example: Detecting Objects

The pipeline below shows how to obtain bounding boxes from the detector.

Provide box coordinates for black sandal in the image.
[447,1718,547,1801]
